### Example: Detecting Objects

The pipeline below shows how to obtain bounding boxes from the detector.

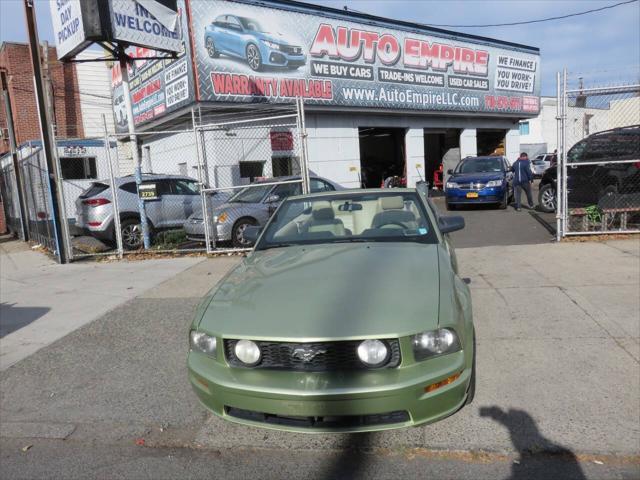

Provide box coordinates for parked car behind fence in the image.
[185,176,341,248]
[76,174,229,250]
[538,125,640,213]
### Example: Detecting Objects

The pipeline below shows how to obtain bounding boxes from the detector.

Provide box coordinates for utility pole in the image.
[23,0,67,263]
[41,40,72,260]
[118,46,151,249]
[1,71,30,240]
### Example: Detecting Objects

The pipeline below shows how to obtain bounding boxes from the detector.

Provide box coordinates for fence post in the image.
[118,47,151,250]
[191,108,214,253]
[103,114,123,258]
[561,69,569,238]
[296,97,311,194]
[555,71,562,241]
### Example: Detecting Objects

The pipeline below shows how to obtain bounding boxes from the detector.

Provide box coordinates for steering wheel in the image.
[377,221,408,229]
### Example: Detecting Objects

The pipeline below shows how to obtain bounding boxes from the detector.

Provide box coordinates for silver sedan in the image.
[184,176,341,247]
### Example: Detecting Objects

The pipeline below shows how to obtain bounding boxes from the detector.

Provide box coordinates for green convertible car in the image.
[188,188,475,433]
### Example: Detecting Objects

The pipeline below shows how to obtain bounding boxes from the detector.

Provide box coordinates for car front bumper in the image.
[446,186,505,204]
[261,46,306,67]
[184,219,232,242]
[188,348,471,433]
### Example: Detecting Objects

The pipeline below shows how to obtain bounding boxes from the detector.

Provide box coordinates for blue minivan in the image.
[445,156,513,210]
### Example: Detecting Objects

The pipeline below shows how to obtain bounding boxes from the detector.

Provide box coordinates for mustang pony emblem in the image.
[292,347,327,362]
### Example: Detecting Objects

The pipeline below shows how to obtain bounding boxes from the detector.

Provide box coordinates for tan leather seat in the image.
[371,196,416,229]
[306,201,346,236]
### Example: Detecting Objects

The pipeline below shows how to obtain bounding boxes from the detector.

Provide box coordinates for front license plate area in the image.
[466,192,479,198]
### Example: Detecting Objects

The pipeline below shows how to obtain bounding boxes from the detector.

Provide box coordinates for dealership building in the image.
[110,0,541,189]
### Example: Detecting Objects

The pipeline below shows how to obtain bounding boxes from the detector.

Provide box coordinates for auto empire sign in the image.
[189,0,541,115]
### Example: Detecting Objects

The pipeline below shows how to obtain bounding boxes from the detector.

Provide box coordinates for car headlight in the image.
[214,212,228,223]
[412,328,461,361]
[190,330,217,357]
[486,180,502,187]
[262,40,281,50]
[234,340,261,366]
[357,339,389,367]
[445,182,459,189]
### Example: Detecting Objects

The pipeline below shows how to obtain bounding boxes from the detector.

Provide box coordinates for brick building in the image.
[0,42,86,155]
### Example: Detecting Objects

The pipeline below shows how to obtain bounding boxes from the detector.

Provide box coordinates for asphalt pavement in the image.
[0,236,203,370]
[1,235,638,479]
[430,181,557,248]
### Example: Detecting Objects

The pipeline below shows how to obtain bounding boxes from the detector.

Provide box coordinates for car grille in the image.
[281,45,303,55]
[456,182,486,190]
[223,339,401,371]
[225,407,410,429]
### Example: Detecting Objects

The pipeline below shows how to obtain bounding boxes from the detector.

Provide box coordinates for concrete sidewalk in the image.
[0,237,204,370]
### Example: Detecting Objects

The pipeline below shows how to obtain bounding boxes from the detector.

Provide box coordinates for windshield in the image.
[238,17,266,32]
[229,184,272,203]
[532,159,546,165]
[256,192,437,250]
[455,157,504,174]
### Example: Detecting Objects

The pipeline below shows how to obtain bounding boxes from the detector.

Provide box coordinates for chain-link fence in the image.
[1,100,312,260]
[0,144,61,253]
[56,101,309,258]
[196,100,310,252]
[557,72,640,237]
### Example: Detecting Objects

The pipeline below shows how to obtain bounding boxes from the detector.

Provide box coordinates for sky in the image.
[1,0,639,96]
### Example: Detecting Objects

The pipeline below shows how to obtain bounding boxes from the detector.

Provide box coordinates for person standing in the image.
[512,152,534,211]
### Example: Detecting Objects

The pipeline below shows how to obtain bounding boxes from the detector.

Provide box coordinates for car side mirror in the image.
[243,226,262,244]
[447,169,454,175]
[439,215,465,234]
[265,194,281,203]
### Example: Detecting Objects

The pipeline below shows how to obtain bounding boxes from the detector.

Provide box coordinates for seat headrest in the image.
[379,196,404,210]
[311,201,335,220]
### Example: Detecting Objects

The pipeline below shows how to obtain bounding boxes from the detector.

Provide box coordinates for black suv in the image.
[538,125,640,212]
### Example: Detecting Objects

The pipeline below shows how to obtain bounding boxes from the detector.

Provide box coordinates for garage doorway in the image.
[358,128,406,188]
[424,129,460,189]
[477,130,506,156]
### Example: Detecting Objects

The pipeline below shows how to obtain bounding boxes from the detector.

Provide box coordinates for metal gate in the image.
[557,70,640,238]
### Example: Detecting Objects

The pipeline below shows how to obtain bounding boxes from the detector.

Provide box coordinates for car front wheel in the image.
[538,184,556,213]
[465,330,476,406]
[232,218,258,248]
[499,189,508,209]
[206,37,219,58]
[246,44,263,71]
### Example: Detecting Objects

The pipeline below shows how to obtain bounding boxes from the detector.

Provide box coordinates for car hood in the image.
[254,31,298,46]
[450,172,504,183]
[212,201,261,214]
[198,243,441,340]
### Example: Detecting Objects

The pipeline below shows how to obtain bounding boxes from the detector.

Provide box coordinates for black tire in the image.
[446,202,456,211]
[206,37,219,58]
[246,44,263,71]
[499,190,508,210]
[120,218,144,250]
[232,217,258,248]
[538,183,556,213]
[465,329,476,406]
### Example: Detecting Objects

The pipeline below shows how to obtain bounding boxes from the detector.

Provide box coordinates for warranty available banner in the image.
[189,0,541,115]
